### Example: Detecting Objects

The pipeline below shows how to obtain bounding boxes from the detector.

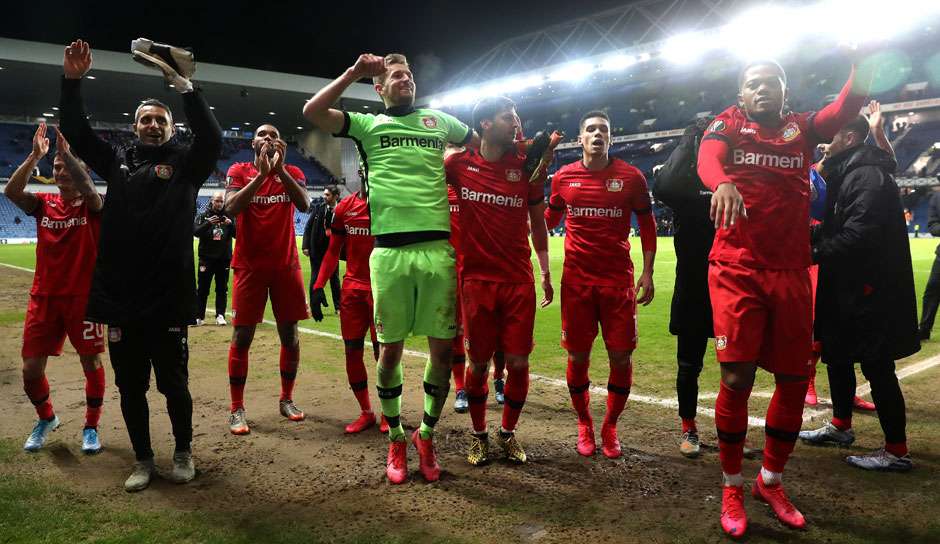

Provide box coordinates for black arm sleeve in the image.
[813,169,887,264]
[193,212,211,237]
[302,207,317,251]
[59,77,117,179]
[181,89,223,189]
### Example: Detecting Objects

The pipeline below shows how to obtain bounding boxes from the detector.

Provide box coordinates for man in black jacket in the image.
[60,39,222,491]
[194,191,235,326]
[652,118,714,459]
[303,184,341,312]
[800,116,918,472]
[917,187,940,339]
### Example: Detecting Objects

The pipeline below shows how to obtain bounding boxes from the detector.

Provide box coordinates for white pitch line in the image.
[0,262,37,273]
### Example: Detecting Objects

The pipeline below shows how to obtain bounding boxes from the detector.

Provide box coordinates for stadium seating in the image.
[0,123,336,187]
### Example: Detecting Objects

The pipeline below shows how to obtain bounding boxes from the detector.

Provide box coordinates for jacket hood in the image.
[826,144,897,180]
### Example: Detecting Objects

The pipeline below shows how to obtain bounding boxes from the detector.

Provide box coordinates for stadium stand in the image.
[0,122,337,187]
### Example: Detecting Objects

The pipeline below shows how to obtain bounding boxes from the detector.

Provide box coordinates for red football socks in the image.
[501,365,530,432]
[682,418,697,434]
[83,366,105,429]
[715,381,751,475]
[831,415,852,431]
[451,354,466,391]
[763,379,808,473]
[345,345,371,412]
[465,364,489,433]
[566,357,592,424]
[24,375,54,420]
[885,441,909,457]
[604,363,632,426]
[228,344,249,411]
[279,345,300,401]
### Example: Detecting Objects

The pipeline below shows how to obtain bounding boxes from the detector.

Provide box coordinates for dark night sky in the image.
[3,1,633,91]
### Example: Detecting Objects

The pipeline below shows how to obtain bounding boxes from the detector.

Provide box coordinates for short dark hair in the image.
[134,98,173,123]
[375,53,409,85]
[324,185,340,196]
[472,96,516,133]
[579,110,610,131]
[738,60,787,90]
[840,115,871,143]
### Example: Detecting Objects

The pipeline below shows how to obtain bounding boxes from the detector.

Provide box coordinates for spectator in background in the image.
[193,191,235,326]
[303,185,342,313]
[802,115,918,473]
[918,185,940,340]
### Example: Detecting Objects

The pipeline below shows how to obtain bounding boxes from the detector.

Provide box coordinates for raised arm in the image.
[812,66,869,142]
[59,40,117,178]
[54,127,102,212]
[180,87,223,188]
[303,54,385,135]
[3,124,46,214]
[866,100,895,162]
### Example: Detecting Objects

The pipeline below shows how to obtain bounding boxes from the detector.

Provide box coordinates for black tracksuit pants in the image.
[197,257,230,318]
[108,324,193,461]
[826,360,907,444]
[676,334,708,422]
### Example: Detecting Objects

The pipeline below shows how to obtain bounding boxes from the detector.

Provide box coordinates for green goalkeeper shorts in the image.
[369,239,457,343]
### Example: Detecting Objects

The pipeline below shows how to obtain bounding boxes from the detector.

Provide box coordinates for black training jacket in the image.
[60,77,222,326]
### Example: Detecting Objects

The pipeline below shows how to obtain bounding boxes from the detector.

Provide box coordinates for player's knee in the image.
[79,354,102,372]
[231,326,254,349]
[21,358,45,380]
[344,338,365,351]
[277,323,299,348]
[504,354,529,372]
[608,350,632,368]
[721,365,756,390]
[568,351,590,365]
[379,343,404,368]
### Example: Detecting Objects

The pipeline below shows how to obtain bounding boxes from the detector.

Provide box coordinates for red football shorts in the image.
[22,294,105,358]
[560,282,637,353]
[709,261,813,376]
[232,266,309,326]
[340,286,376,342]
[461,279,535,362]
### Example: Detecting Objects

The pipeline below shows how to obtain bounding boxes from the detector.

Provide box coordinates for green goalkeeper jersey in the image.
[336,105,471,238]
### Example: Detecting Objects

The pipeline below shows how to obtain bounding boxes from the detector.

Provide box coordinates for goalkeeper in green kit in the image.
[303,53,477,484]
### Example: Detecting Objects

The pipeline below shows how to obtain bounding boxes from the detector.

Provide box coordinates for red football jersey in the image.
[226,162,306,270]
[446,149,543,283]
[549,158,651,287]
[701,106,819,269]
[330,193,374,291]
[30,192,102,296]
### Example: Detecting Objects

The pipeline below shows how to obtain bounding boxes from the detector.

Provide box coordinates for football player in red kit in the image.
[310,188,389,434]
[224,124,310,435]
[546,110,656,460]
[446,96,553,465]
[5,124,105,454]
[698,60,867,537]
[446,182,470,414]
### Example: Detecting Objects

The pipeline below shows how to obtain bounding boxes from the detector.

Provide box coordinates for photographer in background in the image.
[194,191,235,325]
